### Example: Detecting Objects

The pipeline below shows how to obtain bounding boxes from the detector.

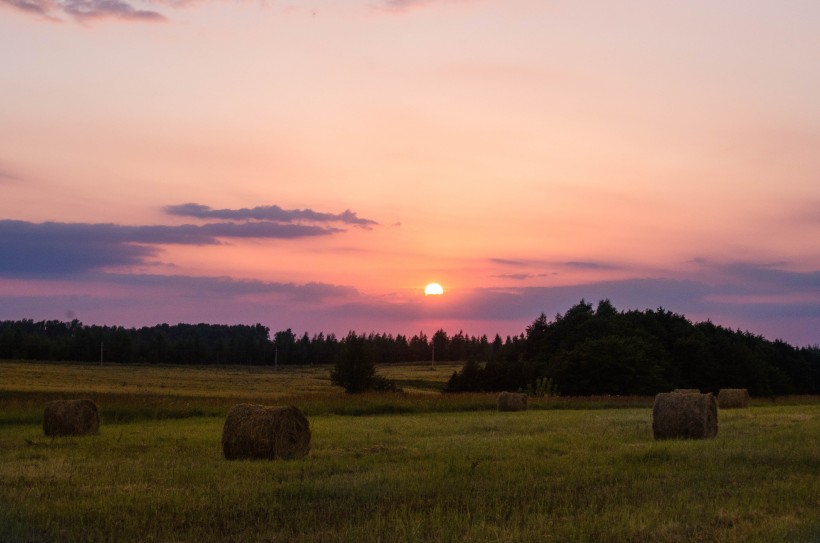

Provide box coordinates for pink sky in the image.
[1,1,819,346]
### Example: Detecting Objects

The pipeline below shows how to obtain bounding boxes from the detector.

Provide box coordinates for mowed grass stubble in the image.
[2,399,818,542]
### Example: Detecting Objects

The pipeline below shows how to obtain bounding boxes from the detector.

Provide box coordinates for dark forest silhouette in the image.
[2,299,818,396]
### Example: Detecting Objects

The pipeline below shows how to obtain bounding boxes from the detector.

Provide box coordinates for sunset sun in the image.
[424,283,444,296]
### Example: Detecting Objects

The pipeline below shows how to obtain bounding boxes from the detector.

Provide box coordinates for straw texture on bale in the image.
[673,389,700,394]
[43,399,100,436]
[718,388,750,408]
[497,391,528,412]
[652,392,718,440]
[222,404,311,460]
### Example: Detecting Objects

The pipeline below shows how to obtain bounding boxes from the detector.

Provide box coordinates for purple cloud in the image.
[1,0,164,21]
[196,221,341,239]
[0,0,58,19]
[0,219,340,276]
[0,274,359,330]
[101,273,359,300]
[165,203,379,229]
[62,0,164,20]
[0,231,155,276]
[720,261,820,291]
[492,273,551,280]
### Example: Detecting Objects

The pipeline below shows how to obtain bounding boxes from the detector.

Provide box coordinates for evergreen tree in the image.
[330,332,398,392]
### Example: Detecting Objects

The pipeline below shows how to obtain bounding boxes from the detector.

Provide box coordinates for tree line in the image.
[0,319,494,366]
[446,300,820,396]
[1,299,818,395]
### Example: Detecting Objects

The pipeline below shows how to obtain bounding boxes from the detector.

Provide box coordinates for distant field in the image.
[0,359,462,396]
[0,360,485,423]
[1,360,818,542]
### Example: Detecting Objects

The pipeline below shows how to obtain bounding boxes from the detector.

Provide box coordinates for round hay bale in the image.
[43,399,100,437]
[718,388,750,409]
[652,392,717,440]
[673,388,700,394]
[497,391,528,412]
[222,404,311,460]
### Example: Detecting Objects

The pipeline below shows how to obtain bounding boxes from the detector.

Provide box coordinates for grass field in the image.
[1,360,818,542]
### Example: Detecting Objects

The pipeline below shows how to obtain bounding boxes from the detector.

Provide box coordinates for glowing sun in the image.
[424,283,444,296]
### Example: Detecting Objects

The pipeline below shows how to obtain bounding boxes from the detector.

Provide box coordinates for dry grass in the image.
[0,360,464,399]
[2,360,820,542]
[2,404,819,542]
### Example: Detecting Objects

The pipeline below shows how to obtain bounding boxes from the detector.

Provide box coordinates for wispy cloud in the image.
[492,273,551,281]
[720,261,820,291]
[489,258,529,267]
[101,272,359,300]
[562,261,618,270]
[781,200,820,228]
[380,0,429,10]
[165,203,379,229]
[63,0,164,20]
[488,257,621,278]
[377,0,473,13]
[0,273,359,328]
[1,0,164,21]
[0,0,60,20]
[3,0,470,23]
[0,164,23,183]
[1,219,337,244]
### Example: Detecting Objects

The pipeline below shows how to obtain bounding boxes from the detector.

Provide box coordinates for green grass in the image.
[1,360,819,542]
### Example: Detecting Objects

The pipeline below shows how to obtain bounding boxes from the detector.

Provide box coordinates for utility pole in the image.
[275,347,278,371]
[100,342,104,366]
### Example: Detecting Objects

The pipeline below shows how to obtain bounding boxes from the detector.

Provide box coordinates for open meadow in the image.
[1,360,819,542]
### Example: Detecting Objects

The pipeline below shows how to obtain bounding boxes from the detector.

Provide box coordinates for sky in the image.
[1,0,819,346]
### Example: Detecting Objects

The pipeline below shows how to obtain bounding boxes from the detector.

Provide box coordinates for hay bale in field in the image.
[43,399,100,436]
[718,388,750,409]
[673,388,700,394]
[652,392,717,440]
[497,391,528,412]
[222,404,310,460]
